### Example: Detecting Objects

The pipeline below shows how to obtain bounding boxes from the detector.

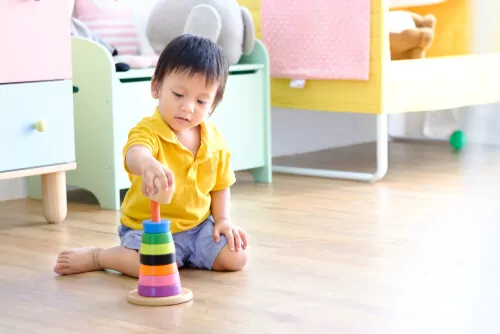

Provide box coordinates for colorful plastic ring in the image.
[138,283,182,297]
[138,272,180,287]
[140,242,175,255]
[139,263,178,276]
[140,253,175,266]
[141,232,173,245]
[142,219,170,234]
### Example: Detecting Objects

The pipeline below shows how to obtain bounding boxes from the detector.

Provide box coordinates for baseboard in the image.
[0,177,28,201]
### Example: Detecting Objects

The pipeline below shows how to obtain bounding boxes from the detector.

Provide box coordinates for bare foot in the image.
[53,247,103,275]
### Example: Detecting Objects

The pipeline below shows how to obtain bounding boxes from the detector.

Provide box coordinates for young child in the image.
[54,34,248,277]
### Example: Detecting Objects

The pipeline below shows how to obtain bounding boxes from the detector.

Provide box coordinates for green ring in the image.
[141,232,173,245]
[140,242,175,255]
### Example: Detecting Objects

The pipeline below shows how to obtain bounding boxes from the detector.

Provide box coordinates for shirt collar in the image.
[149,107,222,159]
[149,107,177,143]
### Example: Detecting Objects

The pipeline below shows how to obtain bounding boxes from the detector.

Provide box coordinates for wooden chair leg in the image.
[41,171,67,223]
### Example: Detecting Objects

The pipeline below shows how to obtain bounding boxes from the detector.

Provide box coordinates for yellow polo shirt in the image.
[120,108,236,233]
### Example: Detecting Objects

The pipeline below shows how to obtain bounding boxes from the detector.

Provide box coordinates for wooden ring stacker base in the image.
[127,287,193,306]
[127,178,194,306]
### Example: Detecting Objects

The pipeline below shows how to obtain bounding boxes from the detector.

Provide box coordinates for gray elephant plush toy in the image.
[146,0,256,65]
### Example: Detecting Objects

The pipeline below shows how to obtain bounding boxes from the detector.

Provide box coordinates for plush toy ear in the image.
[240,6,255,55]
[387,10,416,33]
[184,4,222,42]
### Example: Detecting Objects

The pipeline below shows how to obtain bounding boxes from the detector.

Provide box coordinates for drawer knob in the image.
[34,120,47,132]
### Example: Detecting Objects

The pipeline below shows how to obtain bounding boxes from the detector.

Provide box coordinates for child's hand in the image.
[141,160,174,197]
[213,219,248,252]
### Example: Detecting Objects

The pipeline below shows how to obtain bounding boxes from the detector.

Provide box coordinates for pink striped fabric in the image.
[74,0,140,56]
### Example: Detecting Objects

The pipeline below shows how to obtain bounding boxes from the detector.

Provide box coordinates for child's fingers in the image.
[142,182,149,196]
[155,172,169,191]
[232,228,242,251]
[162,167,175,188]
[239,230,248,250]
[225,229,235,251]
[213,224,221,243]
[143,172,156,194]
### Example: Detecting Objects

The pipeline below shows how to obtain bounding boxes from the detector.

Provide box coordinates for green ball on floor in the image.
[449,130,466,151]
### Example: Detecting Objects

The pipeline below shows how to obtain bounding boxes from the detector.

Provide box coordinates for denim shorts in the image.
[117,215,227,270]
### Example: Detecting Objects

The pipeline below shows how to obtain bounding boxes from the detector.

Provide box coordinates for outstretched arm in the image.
[125,145,157,176]
[122,125,173,195]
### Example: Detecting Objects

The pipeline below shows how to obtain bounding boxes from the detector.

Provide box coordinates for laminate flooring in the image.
[1,141,499,333]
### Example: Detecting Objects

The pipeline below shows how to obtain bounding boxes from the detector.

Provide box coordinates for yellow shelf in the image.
[237,0,500,182]
[240,0,500,115]
[389,53,500,113]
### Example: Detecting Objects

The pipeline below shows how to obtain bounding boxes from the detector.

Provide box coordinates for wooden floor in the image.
[1,141,500,333]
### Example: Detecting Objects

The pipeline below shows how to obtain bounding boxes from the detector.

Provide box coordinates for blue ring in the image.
[142,219,170,234]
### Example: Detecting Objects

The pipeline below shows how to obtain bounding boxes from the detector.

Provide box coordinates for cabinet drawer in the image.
[209,70,266,171]
[0,80,75,172]
[0,0,71,84]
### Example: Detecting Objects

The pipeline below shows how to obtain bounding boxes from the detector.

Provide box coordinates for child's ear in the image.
[151,76,160,99]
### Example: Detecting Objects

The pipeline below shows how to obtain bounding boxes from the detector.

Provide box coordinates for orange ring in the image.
[139,263,178,276]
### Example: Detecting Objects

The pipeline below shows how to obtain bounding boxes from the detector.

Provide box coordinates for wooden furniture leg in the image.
[41,171,67,224]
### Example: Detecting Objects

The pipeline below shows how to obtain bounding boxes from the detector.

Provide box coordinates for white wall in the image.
[271,108,377,157]
[0,179,27,201]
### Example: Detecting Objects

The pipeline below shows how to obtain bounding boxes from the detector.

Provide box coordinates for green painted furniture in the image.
[28,37,272,210]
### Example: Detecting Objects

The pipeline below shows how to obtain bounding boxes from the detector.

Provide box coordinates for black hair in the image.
[152,34,230,109]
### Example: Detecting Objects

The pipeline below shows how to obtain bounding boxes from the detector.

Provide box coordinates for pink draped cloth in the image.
[262,0,371,81]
